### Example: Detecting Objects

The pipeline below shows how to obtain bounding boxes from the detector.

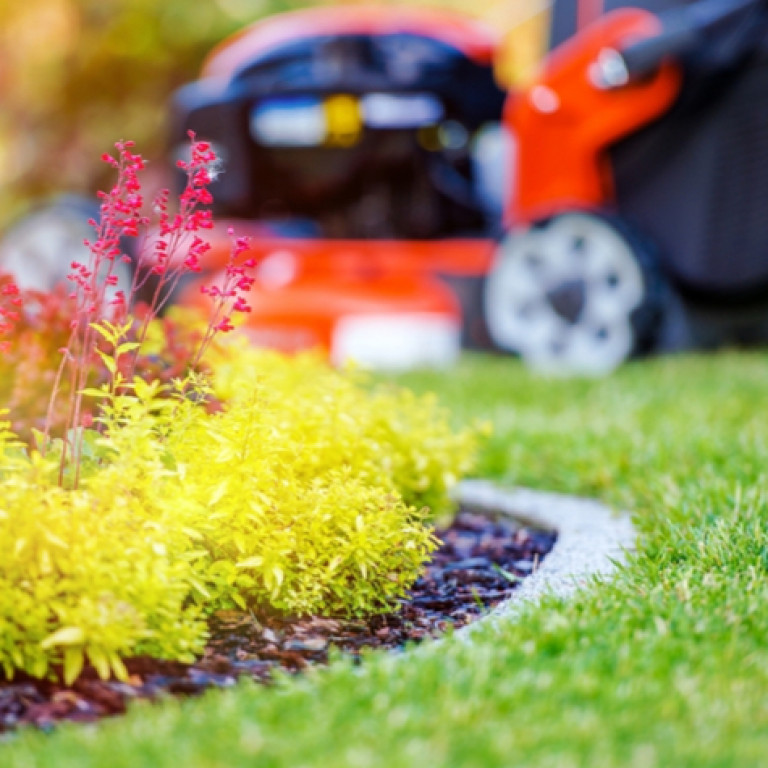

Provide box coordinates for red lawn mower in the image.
[2,1,768,373]
[488,0,768,373]
[166,5,509,369]
[0,5,509,370]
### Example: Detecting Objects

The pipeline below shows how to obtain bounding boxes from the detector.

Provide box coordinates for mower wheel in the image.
[484,211,662,375]
[0,196,132,298]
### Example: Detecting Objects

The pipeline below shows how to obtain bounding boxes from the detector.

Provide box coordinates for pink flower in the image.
[1,283,20,296]
[0,281,22,355]
[215,317,235,333]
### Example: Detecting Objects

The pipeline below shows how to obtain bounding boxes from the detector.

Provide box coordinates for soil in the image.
[0,510,556,734]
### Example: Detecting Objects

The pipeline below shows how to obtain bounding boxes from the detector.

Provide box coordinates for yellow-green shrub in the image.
[88,370,441,617]
[86,350,478,616]
[0,415,207,684]
[154,388,439,617]
[209,342,481,522]
[0,346,481,681]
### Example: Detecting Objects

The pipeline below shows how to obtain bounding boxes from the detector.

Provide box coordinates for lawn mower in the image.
[167,5,510,370]
[0,5,509,370]
[486,0,768,373]
[2,1,768,373]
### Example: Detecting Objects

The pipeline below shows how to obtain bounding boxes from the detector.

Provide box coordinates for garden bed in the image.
[0,507,555,733]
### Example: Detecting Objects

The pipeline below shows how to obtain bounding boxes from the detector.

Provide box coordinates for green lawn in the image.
[5,352,768,767]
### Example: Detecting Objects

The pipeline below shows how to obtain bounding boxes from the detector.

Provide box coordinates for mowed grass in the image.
[5,351,768,767]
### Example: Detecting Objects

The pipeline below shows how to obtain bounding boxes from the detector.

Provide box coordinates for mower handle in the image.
[592,0,765,88]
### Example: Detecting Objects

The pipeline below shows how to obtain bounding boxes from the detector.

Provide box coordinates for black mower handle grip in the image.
[618,25,698,80]
[592,0,764,88]
[590,21,698,89]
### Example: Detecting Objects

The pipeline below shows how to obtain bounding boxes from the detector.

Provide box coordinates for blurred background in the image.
[0,0,548,233]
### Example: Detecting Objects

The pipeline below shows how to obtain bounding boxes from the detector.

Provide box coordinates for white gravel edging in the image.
[457,480,637,624]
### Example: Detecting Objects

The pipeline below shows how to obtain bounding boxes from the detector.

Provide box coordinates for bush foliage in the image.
[0,412,207,684]
[0,340,480,683]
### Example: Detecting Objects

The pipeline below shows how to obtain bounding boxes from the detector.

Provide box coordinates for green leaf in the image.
[491,563,521,584]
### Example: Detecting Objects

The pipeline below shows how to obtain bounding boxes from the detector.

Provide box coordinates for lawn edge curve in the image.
[457,480,636,625]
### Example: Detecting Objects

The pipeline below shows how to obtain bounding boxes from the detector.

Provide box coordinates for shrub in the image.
[208,341,482,523]
[0,133,482,683]
[150,370,442,616]
[85,358,451,618]
[0,414,207,684]
[77,341,482,618]
[0,348,480,681]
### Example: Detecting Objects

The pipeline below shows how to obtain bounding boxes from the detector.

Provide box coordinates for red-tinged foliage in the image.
[40,134,254,485]
[0,277,23,354]
[0,281,213,442]
[0,135,254,479]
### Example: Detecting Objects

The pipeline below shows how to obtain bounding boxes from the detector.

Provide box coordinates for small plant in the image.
[0,411,207,684]
[138,361,445,616]
[37,135,256,486]
[209,344,484,523]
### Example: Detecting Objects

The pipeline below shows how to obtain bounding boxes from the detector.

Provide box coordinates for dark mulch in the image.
[0,510,556,734]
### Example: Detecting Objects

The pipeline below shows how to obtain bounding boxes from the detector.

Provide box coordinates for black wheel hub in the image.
[545,278,586,325]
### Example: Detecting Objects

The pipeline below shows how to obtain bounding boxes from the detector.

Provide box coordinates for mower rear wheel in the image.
[484,212,662,375]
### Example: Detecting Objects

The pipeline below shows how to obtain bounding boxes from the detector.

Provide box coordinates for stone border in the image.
[456,480,637,626]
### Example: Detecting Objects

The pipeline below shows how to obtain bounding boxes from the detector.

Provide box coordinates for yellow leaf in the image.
[41,626,85,649]
[63,647,85,685]
[90,322,117,344]
[184,549,209,561]
[80,387,110,398]
[209,481,229,506]
[43,530,69,549]
[87,648,111,680]
[188,577,212,599]
[95,349,117,375]
[116,342,141,357]
[31,657,48,679]
[236,556,264,568]
[109,653,129,682]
